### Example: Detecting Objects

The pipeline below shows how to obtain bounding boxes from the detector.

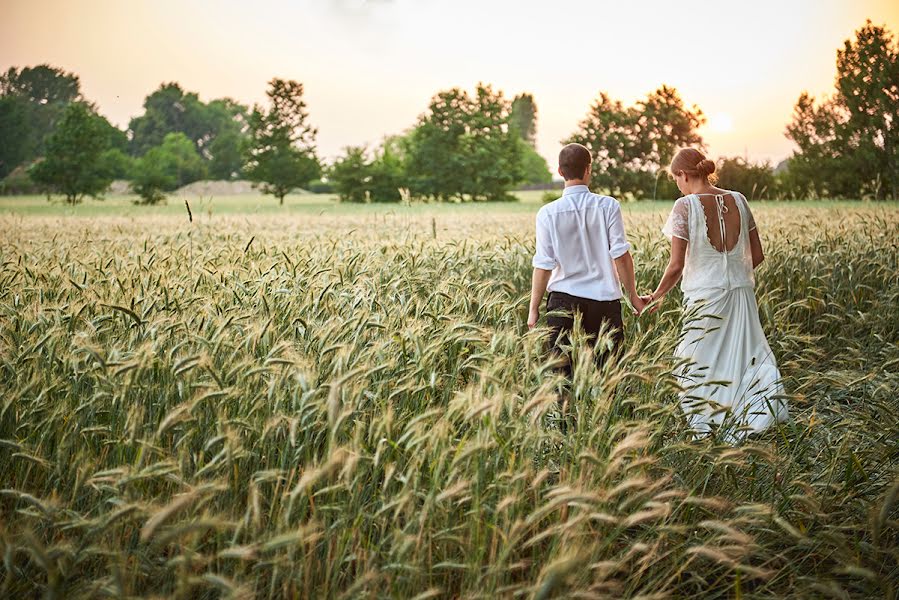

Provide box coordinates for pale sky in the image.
[2,0,898,170]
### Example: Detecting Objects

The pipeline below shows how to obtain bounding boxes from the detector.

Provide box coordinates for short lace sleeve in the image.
[662,197,690,241]
[744,196,757,231]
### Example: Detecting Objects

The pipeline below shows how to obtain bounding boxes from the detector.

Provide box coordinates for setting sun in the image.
[709,112,735,134]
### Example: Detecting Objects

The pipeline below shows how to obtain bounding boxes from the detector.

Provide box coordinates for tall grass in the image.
[0,206,897,598]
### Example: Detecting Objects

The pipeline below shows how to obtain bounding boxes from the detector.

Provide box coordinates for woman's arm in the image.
[749,228,764,269]
[643,237,688,314]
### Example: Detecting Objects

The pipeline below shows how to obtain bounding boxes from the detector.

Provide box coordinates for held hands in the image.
[638,293,662,315]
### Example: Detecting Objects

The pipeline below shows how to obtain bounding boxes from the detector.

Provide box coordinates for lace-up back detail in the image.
[662,191,758,295]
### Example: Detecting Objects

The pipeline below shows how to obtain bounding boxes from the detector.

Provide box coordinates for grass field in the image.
[0,199,897,598]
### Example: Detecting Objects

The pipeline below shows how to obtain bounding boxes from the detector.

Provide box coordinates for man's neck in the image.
[564,179,589,188]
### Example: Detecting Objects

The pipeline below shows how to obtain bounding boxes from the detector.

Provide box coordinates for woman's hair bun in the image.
[695,158,716,176]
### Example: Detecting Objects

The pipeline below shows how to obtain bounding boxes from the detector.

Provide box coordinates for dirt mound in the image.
[107,180,131,194]
[174,180,259,196]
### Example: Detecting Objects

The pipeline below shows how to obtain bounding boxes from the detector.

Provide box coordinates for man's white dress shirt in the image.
[532,185,631,301]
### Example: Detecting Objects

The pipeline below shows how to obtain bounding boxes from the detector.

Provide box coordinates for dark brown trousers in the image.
[545,291,625,380]
[545,291,625,432]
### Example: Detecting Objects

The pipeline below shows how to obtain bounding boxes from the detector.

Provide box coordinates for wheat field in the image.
[0,203,897,599]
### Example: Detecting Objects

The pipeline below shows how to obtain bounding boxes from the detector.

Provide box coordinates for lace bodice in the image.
[662,192,758,295]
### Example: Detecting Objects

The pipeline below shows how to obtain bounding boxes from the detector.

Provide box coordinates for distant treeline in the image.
[0,20,895,203]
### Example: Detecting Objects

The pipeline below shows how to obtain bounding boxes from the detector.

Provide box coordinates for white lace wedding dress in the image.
[662,192,789,441]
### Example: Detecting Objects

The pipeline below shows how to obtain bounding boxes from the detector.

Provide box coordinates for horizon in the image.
[3,0,898,171]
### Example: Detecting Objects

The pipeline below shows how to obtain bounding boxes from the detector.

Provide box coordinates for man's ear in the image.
[557,166,565,179]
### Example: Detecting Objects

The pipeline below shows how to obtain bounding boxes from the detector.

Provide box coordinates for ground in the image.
[0,195,897,598]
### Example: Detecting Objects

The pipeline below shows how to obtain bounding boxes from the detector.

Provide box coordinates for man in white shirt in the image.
[528,143,644,391]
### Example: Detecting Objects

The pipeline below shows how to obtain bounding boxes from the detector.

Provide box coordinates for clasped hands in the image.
[630,292,662,316]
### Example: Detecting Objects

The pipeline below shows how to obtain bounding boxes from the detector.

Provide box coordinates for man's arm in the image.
[614,251,645,315]
[607,201,644,314]
[527,268,552,329]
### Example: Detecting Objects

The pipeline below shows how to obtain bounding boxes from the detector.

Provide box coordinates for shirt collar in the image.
[562,185,590,196]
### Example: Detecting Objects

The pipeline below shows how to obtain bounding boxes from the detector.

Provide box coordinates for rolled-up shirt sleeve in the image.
[532,210,557,270]
[607,200,631,259]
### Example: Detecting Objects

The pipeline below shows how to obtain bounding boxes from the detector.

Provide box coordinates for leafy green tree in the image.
[716,157,777,199]
[405,84,523,201]
[566,92,645,196]
[98,148,134,181]
[511,93,537,146]
[567,86,704,198]
[208,129,246,180]
[130,132,206,204]
[245,79,321,204]
[367,137,406,202]
[129,83,211,156]
[0,95,34,178]
[329,139,406,203]
[0,64,84,173]
[205,98,250,177]
[786,21,898,199]
[638,85,705,174]
[330,147,370,203]
[28,102,113,204]
[517,141,552,185]
[0,64,81,104]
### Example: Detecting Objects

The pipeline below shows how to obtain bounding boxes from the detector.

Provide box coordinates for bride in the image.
[643,148,789,442]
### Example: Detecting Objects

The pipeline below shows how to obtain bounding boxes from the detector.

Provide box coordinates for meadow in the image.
[0,195,897,599]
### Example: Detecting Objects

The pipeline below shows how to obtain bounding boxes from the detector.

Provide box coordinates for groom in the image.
[528,143,644,393]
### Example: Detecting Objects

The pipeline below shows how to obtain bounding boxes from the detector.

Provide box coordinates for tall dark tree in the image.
[511,93,538,147]
[566,86,704,198]
[128,83,213,156]
[29,103,114,204]
[0,64,81,105]
[566,93,646,196]
[0,95,34,178]
[638,85,705,172]
[786,21,898,199]
[244,79,321,204]
[0,64,84,172]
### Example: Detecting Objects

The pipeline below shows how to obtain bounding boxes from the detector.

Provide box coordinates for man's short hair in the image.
[559,143,591,180]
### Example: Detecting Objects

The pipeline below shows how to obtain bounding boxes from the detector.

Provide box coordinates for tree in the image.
[330,147,370,203]
[405,84,523,201]
[0,65,81,105]
[130,132,206,204]
[29,102,113,204]
[511,93,537,147]
[716,157,777,199]
[329,139,406,203]
[786,21,898,199]
[129,83,211,156]
[638,85,705,174]
[206,98,250,179]
[208,129,246,180]
[518,141,552,185]
[0,95,34,178]
[367,137,406,202]
[245,79,321,204]
[566,92,645,196]
[0,64,84,172]
[566,86,705,198]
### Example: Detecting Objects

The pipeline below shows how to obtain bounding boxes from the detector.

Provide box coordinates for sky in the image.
[2,0,898,171]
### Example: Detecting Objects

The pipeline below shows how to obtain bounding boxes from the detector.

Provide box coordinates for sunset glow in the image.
[2,0,898,170]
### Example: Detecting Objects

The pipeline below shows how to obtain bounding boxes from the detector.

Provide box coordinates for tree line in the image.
[0,20,895,203]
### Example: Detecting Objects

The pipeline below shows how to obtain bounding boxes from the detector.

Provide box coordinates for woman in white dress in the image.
[643,148,789,442]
